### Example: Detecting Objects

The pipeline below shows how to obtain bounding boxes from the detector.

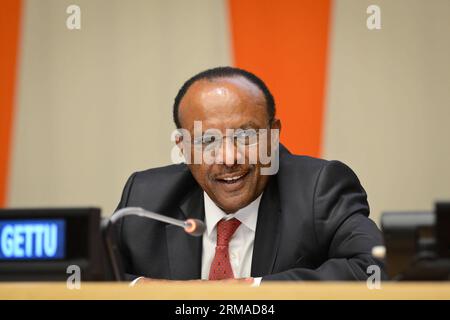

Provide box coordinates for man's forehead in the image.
[178,76,267,128]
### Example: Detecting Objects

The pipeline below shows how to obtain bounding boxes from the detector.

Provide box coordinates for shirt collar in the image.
[203,191,262,237]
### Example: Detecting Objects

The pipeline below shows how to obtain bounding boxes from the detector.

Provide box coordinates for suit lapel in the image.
[251,177,281,277]
[165,187,204,280]
[165,174,282,279]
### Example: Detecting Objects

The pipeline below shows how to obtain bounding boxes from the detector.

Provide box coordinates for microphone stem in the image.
[111,207,187,229]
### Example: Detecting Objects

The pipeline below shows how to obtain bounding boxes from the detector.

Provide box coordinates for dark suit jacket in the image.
[114,145,386,281]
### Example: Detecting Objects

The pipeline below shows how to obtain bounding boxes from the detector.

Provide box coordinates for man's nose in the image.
[215,137,242,166]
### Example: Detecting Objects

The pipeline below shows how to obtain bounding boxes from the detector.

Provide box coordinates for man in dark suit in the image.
[114,67,386,284]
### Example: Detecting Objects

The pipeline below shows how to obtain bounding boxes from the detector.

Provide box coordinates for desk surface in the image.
[0,282,449,300]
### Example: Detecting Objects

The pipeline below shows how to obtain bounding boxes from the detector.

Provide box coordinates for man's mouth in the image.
[215,171,249,185]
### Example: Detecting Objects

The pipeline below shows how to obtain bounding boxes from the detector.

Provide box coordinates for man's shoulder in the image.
[280,147,330,175]
[119,163,197,211]
[279,147,360,188]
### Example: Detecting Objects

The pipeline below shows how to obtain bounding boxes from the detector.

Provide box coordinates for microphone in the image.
[110,207,206,237]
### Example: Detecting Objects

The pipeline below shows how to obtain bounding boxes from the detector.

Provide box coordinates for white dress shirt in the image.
[201,191,263,286]
[131,192,263,286]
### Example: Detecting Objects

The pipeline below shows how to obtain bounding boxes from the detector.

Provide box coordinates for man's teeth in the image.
[223,174,244,181]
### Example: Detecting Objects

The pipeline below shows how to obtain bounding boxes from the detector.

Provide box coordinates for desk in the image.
[0,282,449,299]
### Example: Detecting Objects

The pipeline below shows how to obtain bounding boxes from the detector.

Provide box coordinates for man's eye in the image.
[202,136,216,144]
[244,130,257,138]
[236,130,257,144]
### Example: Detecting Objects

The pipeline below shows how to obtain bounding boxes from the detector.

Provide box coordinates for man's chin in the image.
[214,195,252,214]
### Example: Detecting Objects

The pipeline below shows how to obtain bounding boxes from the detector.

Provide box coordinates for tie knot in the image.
[216,218,241,246]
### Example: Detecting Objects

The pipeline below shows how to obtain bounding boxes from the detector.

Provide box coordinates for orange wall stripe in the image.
[0,1,22,206]
[228,0,331,157]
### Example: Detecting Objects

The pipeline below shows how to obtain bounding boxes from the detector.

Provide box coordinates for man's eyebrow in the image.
[185,121,262,136]
[238,121,261,129]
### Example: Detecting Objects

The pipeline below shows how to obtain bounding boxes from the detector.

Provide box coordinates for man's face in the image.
[177,76,280,213]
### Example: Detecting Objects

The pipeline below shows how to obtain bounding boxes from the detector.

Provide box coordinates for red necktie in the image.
[208,218,242,280]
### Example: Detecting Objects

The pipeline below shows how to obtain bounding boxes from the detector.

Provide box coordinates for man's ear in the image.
[175,134,184,154]
[271,118,281,132]
[270,118,281,151]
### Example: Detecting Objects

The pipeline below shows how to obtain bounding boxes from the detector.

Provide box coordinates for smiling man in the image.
[114,66,386,285]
